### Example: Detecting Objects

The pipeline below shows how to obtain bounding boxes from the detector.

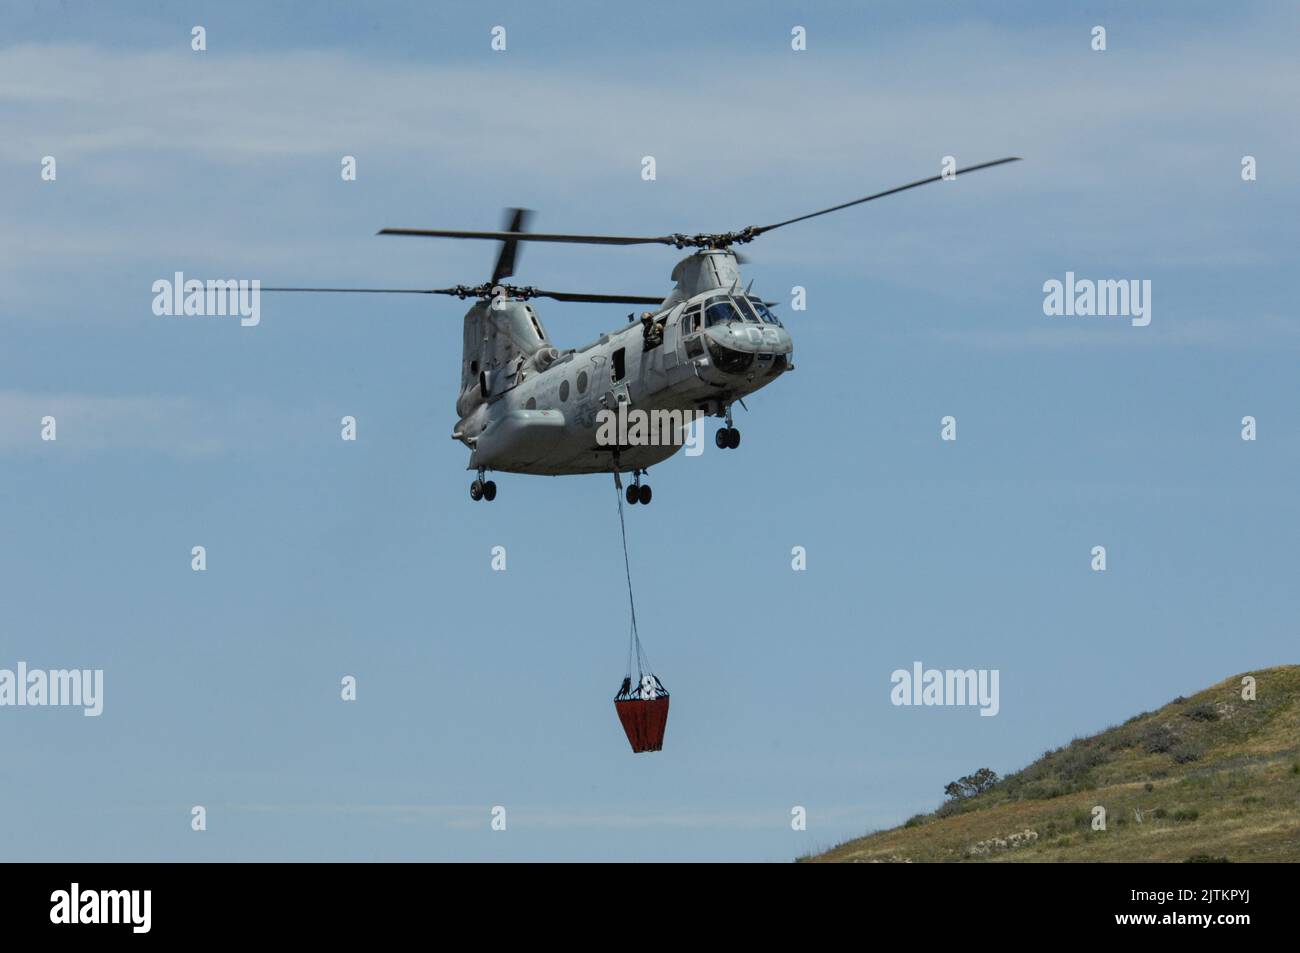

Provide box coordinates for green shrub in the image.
[1055,743,1110,783]
[1173,809,1199,822]
[1140,724,1178,754]
[944,767,1000,801]
[934,799,965,819]
[1184,703,1219,722]
[1022,785,1064,800]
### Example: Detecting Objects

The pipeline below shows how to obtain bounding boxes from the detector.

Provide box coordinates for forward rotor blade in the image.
[373,158,1022,256]
[260,287,462,294]
[531,290,665,305]
[750,156,1021,237]
[379,228,677,246]
[492,208,532,285]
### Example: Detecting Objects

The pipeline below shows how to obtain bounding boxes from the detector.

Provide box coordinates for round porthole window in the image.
[577,370,588,394]
[559,380,570,402]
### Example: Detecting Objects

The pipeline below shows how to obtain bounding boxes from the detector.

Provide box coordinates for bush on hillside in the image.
[944,767,1000,801]
[1140,723,1179,754]
[1171,743,1204,764]
[1184,703,1220,722]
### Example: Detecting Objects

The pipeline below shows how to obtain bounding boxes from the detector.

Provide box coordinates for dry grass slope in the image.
[808,665,1300,863]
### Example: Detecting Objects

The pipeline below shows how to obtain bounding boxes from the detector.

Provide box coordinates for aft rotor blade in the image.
[492,208,532,284]
[260,285,664,306]
[379,228,677,246]
[750,156,1022,236]
[531,290,665,304]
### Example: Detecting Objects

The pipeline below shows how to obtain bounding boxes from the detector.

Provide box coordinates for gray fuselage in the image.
[454,251,793,475]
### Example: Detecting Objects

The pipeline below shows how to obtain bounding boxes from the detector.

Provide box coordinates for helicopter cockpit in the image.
[679,292,793,378]
[700,294,783,329]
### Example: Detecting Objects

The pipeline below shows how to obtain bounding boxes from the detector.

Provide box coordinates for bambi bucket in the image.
[614,696,670,753]
[614,675,670,753]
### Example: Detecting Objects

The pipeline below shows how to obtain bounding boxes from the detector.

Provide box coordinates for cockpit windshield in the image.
[702,294,781,327]
[746,296,782,326]
[704,297,741,327]
[733,296,762,323]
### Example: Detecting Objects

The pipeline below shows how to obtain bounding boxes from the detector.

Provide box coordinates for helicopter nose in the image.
[701,324,794,377]
[707,322,792,355]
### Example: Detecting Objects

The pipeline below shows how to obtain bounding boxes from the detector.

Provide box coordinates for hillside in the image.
[809,665,1300,863]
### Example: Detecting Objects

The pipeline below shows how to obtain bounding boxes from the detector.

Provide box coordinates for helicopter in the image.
[265,157,1019,504]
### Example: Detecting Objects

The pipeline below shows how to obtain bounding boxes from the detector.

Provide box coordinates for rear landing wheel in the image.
[470,480,484,501]
[638,484,653,505]
[726,427,741,449]
[625,484,639,505]
[483,480,497,501]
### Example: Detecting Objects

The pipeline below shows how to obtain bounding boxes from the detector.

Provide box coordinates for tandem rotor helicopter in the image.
[267,157,1019,504]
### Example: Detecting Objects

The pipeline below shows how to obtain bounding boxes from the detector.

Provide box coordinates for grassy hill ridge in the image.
[808,665,1300,862]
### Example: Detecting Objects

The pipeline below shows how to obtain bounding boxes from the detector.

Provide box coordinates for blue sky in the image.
[2,1,1297,861]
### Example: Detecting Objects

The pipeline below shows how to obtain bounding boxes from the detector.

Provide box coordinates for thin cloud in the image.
[231,800,886,830]
[924,313,1300,351]
[0,390,297,457]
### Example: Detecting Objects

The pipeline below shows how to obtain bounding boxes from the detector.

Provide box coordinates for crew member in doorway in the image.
[641,311,663,350]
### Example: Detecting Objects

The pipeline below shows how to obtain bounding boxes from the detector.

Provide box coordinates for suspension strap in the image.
[614,472,652,683]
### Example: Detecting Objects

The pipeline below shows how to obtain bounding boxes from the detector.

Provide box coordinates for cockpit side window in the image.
[683,307,701,333]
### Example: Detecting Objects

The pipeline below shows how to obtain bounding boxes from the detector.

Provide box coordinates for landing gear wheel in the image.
[470,480,484,501]
[715,428,730,450]
[726,427,741,449]
[638,484,653,505]
[482,480,497,501]
[626,484,639,505]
